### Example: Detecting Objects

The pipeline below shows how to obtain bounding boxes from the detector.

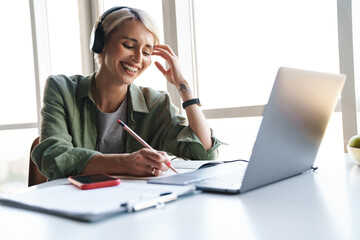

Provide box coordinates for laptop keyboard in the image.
[194,168,246,189]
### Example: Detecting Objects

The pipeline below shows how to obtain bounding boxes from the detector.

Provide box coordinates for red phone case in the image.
[68,173,121,190]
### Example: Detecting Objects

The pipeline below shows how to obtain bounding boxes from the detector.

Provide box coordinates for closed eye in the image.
[122,43,134,49]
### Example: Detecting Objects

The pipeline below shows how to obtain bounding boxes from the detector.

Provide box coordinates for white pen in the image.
[121,192,178,212]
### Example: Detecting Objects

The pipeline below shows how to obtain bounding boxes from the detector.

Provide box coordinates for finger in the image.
[148,162,167,171]
[154,44,176,56]
[148,162,167,176]
[152,51,171,68]
[150,166,156,176]
[153,152,170,172]
[137,150,169,172]
[157,162,169,171]
[147,158,169,172]
[158,151,171,165]
[152,48,174,62]
[154,61,167,76]
[152,51,176,74]
[151,168,165,176]
[140,149,167,164]
[135,161,159,176]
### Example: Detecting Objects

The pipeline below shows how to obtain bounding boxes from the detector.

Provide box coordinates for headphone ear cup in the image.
[91,22,105,54]
[90,6,128,54]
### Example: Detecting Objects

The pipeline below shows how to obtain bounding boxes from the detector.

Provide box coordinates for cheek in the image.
[143,57,152,70]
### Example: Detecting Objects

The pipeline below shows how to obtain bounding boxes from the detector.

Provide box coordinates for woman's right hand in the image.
[121,149,169,176]
[83,149,169,177]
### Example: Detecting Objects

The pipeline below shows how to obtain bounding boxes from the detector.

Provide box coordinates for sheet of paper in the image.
[0,182,195,216]
[170,160,217,169]
[114,167,194,180]
[113,160,221,179]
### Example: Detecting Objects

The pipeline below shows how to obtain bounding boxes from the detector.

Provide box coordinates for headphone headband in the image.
[90,6,129,54]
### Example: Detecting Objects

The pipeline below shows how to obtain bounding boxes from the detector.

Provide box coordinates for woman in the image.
[31,7,221,180]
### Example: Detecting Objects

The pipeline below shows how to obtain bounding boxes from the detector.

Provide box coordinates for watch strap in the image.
[182,98,201,109]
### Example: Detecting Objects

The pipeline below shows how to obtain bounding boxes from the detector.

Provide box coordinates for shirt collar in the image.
[76,73,149,114]
[76,73,95,102]
[129,84,149,114]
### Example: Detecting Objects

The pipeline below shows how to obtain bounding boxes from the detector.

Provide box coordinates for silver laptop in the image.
[148,67,346,193]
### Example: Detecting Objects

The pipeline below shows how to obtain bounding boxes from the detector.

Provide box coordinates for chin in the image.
[121,76,138,86]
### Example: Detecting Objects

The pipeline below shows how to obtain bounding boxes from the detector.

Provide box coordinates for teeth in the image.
[122,63,139,72]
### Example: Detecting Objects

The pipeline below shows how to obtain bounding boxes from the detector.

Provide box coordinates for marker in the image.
[117,119,178,174]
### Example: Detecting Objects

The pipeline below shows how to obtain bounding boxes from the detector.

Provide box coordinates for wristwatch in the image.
[182,98,201,109]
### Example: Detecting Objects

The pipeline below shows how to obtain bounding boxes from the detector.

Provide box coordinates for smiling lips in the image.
[121,62,140,73]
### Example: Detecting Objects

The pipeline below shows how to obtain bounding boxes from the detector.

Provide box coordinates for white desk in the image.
[1,154,360,240]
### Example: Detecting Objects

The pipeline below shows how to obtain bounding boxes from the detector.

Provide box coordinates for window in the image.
[35,0,82,101]
[0,1,38,193]
[191,0,343,159]
[46,0,82,76]
[0,0,84,193]
[193,0,339,109]
[0,129,38,193]
[0,1,37,125]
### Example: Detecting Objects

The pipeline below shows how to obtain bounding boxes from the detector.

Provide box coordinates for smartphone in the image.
[68,173,121,190]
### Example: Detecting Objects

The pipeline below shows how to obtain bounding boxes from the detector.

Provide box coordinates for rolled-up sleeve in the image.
[176,127,222,159]
[139,89,223,160]
[31,76,99,180]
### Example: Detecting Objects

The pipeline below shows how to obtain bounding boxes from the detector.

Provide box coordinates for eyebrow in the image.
[123,37,153,49]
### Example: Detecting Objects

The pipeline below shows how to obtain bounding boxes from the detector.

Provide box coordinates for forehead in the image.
[112,20,154,45]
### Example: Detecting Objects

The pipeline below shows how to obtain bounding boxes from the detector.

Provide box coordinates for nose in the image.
[131,50,142,63]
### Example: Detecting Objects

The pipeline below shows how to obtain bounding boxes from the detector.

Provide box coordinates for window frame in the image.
[338,0,358,151]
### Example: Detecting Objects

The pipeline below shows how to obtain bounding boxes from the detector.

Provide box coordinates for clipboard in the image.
[0,182,195,222]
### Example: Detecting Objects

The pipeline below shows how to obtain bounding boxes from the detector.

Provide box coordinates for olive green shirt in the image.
[31,74,222,180]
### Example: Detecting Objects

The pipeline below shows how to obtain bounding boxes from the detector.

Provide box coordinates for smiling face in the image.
[99,20,154,85]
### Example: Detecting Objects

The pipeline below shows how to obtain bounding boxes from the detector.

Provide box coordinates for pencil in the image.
[117,119,179,174]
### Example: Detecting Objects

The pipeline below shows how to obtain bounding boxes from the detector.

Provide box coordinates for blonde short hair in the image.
[94,7,160,65]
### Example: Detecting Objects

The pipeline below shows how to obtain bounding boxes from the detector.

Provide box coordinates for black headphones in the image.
[90,6,129,54]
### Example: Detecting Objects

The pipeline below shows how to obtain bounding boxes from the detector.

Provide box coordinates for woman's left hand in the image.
[152,45,212,150]
[152,44,187,88]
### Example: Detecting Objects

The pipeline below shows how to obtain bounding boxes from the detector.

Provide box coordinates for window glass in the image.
[0,1,37,125]
[46,0,82,76]
[0,128,38,194]
[193,0,339,109]
[208,117,262,161]
[103,0,167,91]
[315,113,344,164]
[209,113,343,163]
